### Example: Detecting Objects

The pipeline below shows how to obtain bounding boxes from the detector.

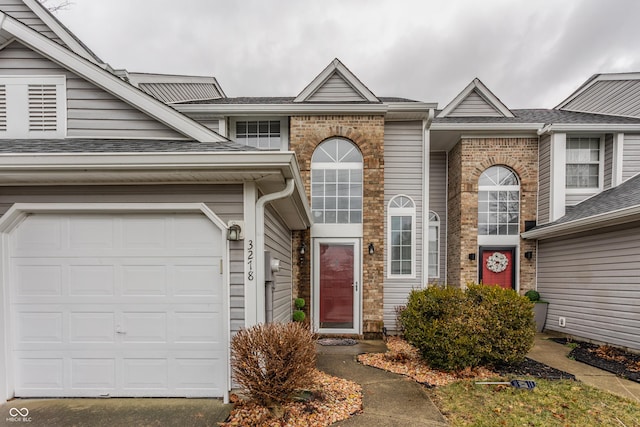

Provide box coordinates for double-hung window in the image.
[0,76,66,138]
[566,136,601,190]
[388,195,415,277]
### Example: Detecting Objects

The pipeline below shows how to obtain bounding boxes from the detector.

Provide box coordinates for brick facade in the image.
[289,115,385,335]
[447,137,538,293]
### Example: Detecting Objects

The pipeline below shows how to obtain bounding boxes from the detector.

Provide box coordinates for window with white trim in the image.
[478,166,520,235]
[428,211,439,278]
[388,195,415,277]
[566,136,601,189]
[234,119,282,150]
[0,76,66,138]
[311,138,363,224]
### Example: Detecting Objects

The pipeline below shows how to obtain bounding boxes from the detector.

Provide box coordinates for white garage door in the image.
[10,212,226,398]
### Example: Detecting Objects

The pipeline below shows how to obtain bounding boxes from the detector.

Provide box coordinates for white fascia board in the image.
[543,123,640,132]
[175,103,389,115]
[521,205,640,240]
[22,0,98,63]
[0,12,226,143]
[0,151,299,172]
[430,123,543,131]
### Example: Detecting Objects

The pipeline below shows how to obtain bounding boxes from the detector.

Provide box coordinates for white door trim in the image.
[312,238,362,335]
[0,203,230,402]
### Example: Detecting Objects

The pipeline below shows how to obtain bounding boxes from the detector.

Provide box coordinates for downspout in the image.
[422,109,434,287]
[255,178,295,324]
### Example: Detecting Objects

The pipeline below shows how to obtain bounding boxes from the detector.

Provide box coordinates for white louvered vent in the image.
[0,85,6,132]
[28,84,58,131]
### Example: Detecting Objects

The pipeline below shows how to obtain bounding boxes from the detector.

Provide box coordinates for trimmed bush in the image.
[230,322,316,406]
[400,284,535,371]
[292,310,306,322]
[524,289,540,302]
[294,298,306,310]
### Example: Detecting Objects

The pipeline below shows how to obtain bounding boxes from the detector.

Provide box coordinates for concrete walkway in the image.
[528,333,640,403]
[316,340,448,427]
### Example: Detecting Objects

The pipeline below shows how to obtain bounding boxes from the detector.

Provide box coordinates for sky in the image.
[52,0,640,109]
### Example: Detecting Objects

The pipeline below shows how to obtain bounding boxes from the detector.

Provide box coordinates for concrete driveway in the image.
[1,398,231,427]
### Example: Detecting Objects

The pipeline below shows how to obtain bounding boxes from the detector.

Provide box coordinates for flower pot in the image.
[532,301,548,332]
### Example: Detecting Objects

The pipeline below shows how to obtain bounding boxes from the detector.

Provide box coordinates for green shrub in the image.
[230,322,316,406]
[292,310,306,322]
[294,298,305,309]
[524,289,540,302]
[400,284,535,371]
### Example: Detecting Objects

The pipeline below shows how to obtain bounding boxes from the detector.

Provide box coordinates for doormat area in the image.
[317,338,358,346]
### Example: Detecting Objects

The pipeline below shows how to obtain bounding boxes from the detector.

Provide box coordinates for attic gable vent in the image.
[28,84,58,131]
[0,85,6,132]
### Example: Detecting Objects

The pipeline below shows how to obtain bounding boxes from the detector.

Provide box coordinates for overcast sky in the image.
[54,0,640,109]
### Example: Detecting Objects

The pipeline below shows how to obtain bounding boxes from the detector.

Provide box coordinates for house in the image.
[1,0,640,404]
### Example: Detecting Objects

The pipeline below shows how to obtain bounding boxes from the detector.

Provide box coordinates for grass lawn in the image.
[429,378,640,426]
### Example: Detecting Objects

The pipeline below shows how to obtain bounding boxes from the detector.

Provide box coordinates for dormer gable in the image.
[294,58,379,103]
[437,78,514,118]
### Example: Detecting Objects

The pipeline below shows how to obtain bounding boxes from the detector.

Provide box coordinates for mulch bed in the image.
[494,357,575,380]
[551,338,640,382]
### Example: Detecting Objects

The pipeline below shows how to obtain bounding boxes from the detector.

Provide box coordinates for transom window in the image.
[566,137,601,189]
[478,166,520,236]
[235,120,281,149]
[311,138,363,224]
[428,211,439,278]
[388,195,415,277]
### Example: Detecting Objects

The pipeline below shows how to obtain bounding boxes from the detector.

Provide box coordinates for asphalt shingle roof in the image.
[434,109,640,124]
[533,174,640,230]
[0,139,261,153]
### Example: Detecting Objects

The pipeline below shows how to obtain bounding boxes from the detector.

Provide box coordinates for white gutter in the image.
[521,204,640,240]
[176,103,390,115]
[430,123,543,131]
[255,179,296,324]
[537,123,640,133]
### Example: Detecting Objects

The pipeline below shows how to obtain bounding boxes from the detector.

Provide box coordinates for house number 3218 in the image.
[247,240,254,281]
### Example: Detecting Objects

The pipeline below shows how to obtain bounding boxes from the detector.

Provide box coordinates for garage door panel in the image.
[14,264,63,296]
[69,312,115,343]
[70,265,115,296]
[10,212,227,398]
[16,312,63,344]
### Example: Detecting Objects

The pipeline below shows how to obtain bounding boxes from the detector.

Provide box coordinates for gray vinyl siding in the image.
[0,184,246,334]
[562,80,640,118]
[0,0,65,46]
[306,72,365,102]
[429,151,447,283]
[0,41,185,139]
[264,205,293,324]
[604,134,614,190]
[537,134,551,224]
[566,192,596,206]
[383,121,424,331]
[184,112,221,133]
[537,223,640,351]
[623,134,640,181]
[448,90,501,117]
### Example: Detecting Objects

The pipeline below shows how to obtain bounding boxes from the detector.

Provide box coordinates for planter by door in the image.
[532,302,548,332]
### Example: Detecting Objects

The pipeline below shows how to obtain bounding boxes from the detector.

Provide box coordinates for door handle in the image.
[352,282,358,291]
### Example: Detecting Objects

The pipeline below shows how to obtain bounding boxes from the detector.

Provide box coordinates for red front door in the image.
[319,243,354,329]
[480,248,515,290]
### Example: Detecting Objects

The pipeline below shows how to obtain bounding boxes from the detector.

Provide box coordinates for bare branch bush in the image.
[231,322,316,408]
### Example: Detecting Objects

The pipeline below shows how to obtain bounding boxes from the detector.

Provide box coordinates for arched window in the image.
[428,211,440,278]
[478,166,520,235]
[311,138,363,224]
[388,195,415,277]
